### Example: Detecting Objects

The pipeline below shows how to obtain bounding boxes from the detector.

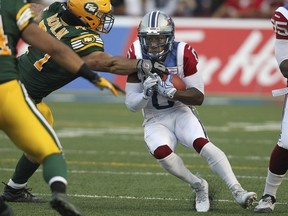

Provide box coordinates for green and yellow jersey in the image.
[0,0,34,83]
[19,2,104,102]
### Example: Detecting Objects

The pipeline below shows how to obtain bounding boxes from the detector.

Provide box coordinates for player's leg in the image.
[176,107,256,209]
[255,95,288,213]
[144,120,209,212]
[2,102,54,203]
[1,81,81,215]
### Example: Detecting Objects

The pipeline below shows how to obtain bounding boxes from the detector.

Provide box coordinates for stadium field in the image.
[0,98,287,216]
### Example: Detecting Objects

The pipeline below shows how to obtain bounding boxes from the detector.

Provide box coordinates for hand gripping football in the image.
[161,73,186,90]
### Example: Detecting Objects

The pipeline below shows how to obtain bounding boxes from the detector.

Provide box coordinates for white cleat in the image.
[232,185,257,209]
[254,194,276,213]
[192,178,210,212]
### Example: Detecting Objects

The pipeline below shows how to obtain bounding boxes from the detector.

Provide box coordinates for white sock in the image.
[200,142,240,190]
[7,179,26,189]
[263,169,285,198]
[158,152,201,186]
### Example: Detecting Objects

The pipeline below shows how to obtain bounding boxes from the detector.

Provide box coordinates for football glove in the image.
[143,75,158,99]
[157,74,177,99]
[137,59,169,80]
[92,76,118,96]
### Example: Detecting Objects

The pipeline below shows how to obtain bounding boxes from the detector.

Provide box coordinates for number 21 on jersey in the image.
[0,16,12,55]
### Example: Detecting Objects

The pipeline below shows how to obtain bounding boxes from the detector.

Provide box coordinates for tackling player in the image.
[125,10,257,212]
[0,0,167,206]
[0,0,126,215]
[254,4,288,213]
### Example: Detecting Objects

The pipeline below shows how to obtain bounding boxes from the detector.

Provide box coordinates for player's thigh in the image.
[144,122,177,153]
[278,95,288,149]
[1,81,61,163]
[36,101,54,126]
[175,108,207,149]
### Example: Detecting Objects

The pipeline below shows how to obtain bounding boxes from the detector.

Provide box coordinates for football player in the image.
[254,4,288,213]
[0,0,167,205]
[0,0,126,215]
[125,10,257,212]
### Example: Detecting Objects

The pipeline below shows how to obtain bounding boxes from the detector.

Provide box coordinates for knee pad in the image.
[153,145,173,159]
[193,137,209,153]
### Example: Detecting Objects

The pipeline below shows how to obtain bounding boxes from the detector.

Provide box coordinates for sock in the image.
[42,153,67,186]
[263,169,285,198]
[158,152,201,186]
[10,154,40,186]
[200,142,240,190]
[269,145,288,174]
[50,181,66,194]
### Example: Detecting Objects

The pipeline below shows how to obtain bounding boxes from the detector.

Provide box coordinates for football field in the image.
[0,98,287,216]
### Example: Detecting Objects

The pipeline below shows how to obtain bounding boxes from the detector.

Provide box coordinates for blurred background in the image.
[23,0,288,102]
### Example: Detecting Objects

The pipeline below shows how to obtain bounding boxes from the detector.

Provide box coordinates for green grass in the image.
[0,99,287,216]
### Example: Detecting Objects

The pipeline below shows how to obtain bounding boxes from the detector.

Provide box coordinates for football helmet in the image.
[138,11,175,60]
[67,0,114,33]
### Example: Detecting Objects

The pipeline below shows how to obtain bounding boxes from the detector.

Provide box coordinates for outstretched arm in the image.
[82,51,138,75]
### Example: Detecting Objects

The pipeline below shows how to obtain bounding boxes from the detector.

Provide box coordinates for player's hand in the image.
[157,74,177,99]
[137,59,169,80]
[143,74,158,99]
[92,76,118,96]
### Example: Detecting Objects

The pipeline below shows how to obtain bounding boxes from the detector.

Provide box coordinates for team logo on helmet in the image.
[84,2,98,14]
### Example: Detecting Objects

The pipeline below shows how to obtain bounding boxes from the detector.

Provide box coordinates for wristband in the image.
[77,64,100,82]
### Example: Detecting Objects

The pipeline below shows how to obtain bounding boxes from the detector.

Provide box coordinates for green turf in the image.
[0,100,287,216]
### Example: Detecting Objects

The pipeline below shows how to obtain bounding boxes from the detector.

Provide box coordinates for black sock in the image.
[12,154,40,184]
[50,181,66,194]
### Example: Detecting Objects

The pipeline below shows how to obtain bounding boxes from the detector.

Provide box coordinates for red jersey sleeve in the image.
[183,44,198,77]
[271,6,288,40]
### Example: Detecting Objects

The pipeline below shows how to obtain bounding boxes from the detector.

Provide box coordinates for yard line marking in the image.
[0,167,287,181]
[32,193,288,206]
[0,159,271,170]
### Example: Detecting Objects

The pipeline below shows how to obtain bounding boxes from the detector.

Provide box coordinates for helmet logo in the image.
[84,2,98,14]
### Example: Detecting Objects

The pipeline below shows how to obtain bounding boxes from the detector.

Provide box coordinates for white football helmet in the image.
[138,11,175,61]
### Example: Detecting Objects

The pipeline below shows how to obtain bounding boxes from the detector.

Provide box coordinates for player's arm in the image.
[82,51,138,75]
[30,3,45,23]
[82,51,168,77]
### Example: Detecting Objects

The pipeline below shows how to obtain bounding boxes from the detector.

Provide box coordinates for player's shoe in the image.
[231,184,257,209]
[1,182,45,203]
[0,197,14,216]
[192,178,210,212]
[254,194,276,213]
[50,193,82,216]
[0,205,14,216]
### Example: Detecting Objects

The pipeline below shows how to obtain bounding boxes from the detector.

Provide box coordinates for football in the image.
[161,73,186,90]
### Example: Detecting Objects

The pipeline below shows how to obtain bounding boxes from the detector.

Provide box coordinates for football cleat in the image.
[0,197,14,216]
[231,184,257,209]
[254,194,276,213]
[1,182,45,203]
[50,193,82,216]
[192,178,210,212]
[0,205,14,216]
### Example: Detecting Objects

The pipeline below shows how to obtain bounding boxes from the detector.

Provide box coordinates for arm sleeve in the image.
[125,82,149,112]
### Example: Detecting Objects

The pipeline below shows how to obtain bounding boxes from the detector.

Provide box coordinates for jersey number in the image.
[152,93,175,109]
[34,54,51,71]
[0,16,12,55]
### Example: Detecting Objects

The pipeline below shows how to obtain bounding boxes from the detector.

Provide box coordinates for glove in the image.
[157,74,177,99]
[91,76,118,96]
[137,59,169,80]
[143,75,158,99]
